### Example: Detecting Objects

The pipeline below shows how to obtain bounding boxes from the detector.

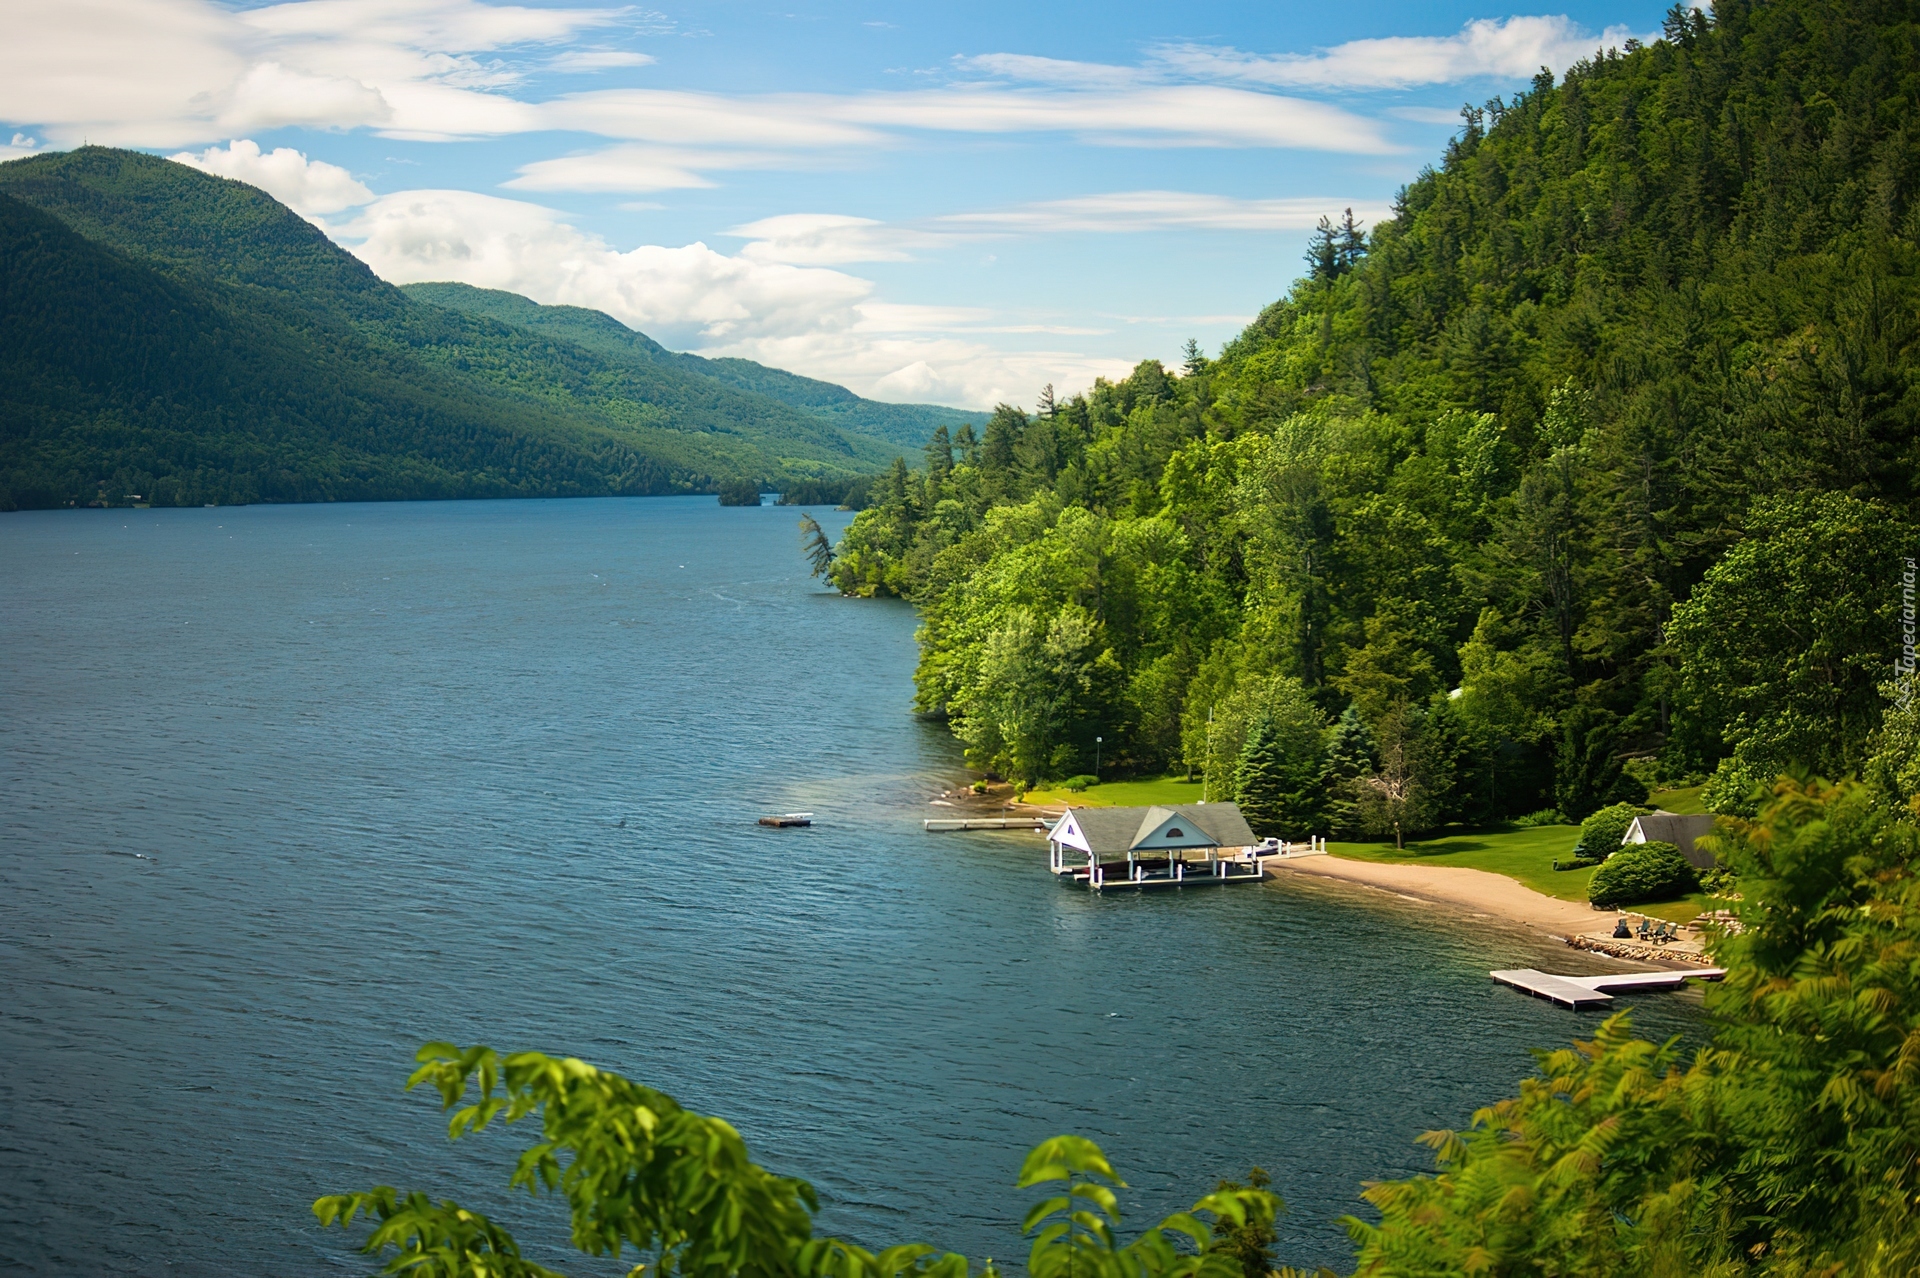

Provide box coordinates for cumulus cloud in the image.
[0,0,632,147]
[170,138,374,216]
[219,62,392,132]
[331,189,1134,406]
[1151,16,1649,91]
[339,189,872,344]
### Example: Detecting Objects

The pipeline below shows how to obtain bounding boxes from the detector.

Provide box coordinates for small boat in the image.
[758,812,814,828]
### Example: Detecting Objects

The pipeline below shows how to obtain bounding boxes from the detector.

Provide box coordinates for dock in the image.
[1491,967,1727,1009]
[924,817,1052,831]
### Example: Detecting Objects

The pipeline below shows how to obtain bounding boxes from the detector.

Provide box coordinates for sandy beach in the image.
[1265,853,1711,965]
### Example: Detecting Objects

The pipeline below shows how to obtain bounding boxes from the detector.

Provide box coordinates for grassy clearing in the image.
[1330,823,1716,922]
[1023,774,1205,809]
[1650,784,1708,814]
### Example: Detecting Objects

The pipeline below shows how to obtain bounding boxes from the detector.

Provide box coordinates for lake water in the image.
[0,497,1704,1275]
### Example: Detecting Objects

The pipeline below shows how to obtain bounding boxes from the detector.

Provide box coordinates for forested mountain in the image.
[0,148,962,510]
[402,283,983,451]
[826,0,1920,825]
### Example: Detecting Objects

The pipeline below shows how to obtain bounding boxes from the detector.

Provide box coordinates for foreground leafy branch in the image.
[316,1047,1283,1278]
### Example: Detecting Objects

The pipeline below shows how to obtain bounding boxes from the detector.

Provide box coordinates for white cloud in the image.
[238,0,622,55]
[3,132,42,161]
[953,53,1142,89]
[939,190,1396,234]
[0,0,630,147]
[339,189,872,344]
[0,0,1398,158]
[330,188,1135,407]
[169,139,374,216]
[727,192,1395,264]
[828,85,1394,151]
[731,213,933,265]
[219,61,392,132]
[1151,16,1649,91]
[542,90,883,148]
[505,144,817,193]
[0,0,249,147]
[545,50,657,72]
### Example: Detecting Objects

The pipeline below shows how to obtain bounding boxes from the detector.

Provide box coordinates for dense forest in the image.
[825,0,1920,828]
[0,149,976,511]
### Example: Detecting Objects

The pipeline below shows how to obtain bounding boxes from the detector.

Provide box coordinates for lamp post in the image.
[1095,736,1102,777]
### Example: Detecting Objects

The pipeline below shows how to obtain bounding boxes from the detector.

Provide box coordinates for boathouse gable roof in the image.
[1050,809,1093,853]
[1052,802,1256,855]
[1625,812,1720,870]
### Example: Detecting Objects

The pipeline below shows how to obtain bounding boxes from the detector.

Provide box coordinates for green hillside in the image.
[0,148,957,510]
[400,282,986,450]
[820,0,1920,832]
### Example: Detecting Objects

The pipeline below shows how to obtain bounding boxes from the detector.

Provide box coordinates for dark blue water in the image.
[0,498,1703,1275]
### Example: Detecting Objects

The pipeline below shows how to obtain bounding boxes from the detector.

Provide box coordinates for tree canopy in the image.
[813,0,1920,828]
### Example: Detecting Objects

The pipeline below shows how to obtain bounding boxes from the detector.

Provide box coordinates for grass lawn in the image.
[1650,783,1707,814]
[1330,823,1716,922]
[1023,774,1206,809]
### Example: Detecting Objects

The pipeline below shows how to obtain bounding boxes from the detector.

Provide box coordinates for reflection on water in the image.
[0,497,1704,1275]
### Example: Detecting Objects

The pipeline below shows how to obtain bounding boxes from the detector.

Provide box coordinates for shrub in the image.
[1573,801,1651,860]
[1060,774,1099,792]
[1588,840,1697,908]
[1513,808,1566,828]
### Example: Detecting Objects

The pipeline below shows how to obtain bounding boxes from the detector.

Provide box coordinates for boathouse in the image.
[1047,802,1261,889]
[1623,812,1719,870]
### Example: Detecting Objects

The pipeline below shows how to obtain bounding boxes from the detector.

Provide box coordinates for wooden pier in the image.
[924,816,1053,831]
[1491,967,1727,1009]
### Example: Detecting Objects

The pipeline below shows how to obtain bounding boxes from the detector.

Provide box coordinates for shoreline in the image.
[1265,854,1712,968]
[935,786,1712,968]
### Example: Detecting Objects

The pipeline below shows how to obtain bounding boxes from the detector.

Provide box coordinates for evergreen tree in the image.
[922,425,953,486]
[797,514,834,579]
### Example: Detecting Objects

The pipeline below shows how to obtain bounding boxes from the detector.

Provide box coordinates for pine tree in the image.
[1235,713,1293,837]
[797,513,833,578]
[1234,709,1329,838]
[922,424,953,485]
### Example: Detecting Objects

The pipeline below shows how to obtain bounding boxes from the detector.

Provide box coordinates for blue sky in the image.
[2,0,1675,407]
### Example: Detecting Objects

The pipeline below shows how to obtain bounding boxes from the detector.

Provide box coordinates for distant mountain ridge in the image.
[0,147,981,511]
[399,283,977,452]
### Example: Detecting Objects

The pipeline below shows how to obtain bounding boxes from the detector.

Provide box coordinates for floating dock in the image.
[759,813,813,828]
[924,817,1052,831]
[1490,967,1727,1009]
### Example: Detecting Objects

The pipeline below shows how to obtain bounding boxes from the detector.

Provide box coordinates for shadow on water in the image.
[0,497,1706,1275]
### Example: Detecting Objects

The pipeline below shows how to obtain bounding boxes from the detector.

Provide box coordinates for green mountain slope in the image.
[0,191,681,508]
[819,0,1920,821]
[0,148,959,510]
[399,282,986,449]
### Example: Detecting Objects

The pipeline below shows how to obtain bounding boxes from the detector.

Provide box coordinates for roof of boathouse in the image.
[1050,802,1258,856]
[1624,812,1720,869]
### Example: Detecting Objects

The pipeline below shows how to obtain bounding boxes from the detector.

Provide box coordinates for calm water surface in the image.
[0,498,1703,1274]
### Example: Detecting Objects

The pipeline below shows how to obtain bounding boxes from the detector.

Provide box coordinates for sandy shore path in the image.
[1268,854,1611,939]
